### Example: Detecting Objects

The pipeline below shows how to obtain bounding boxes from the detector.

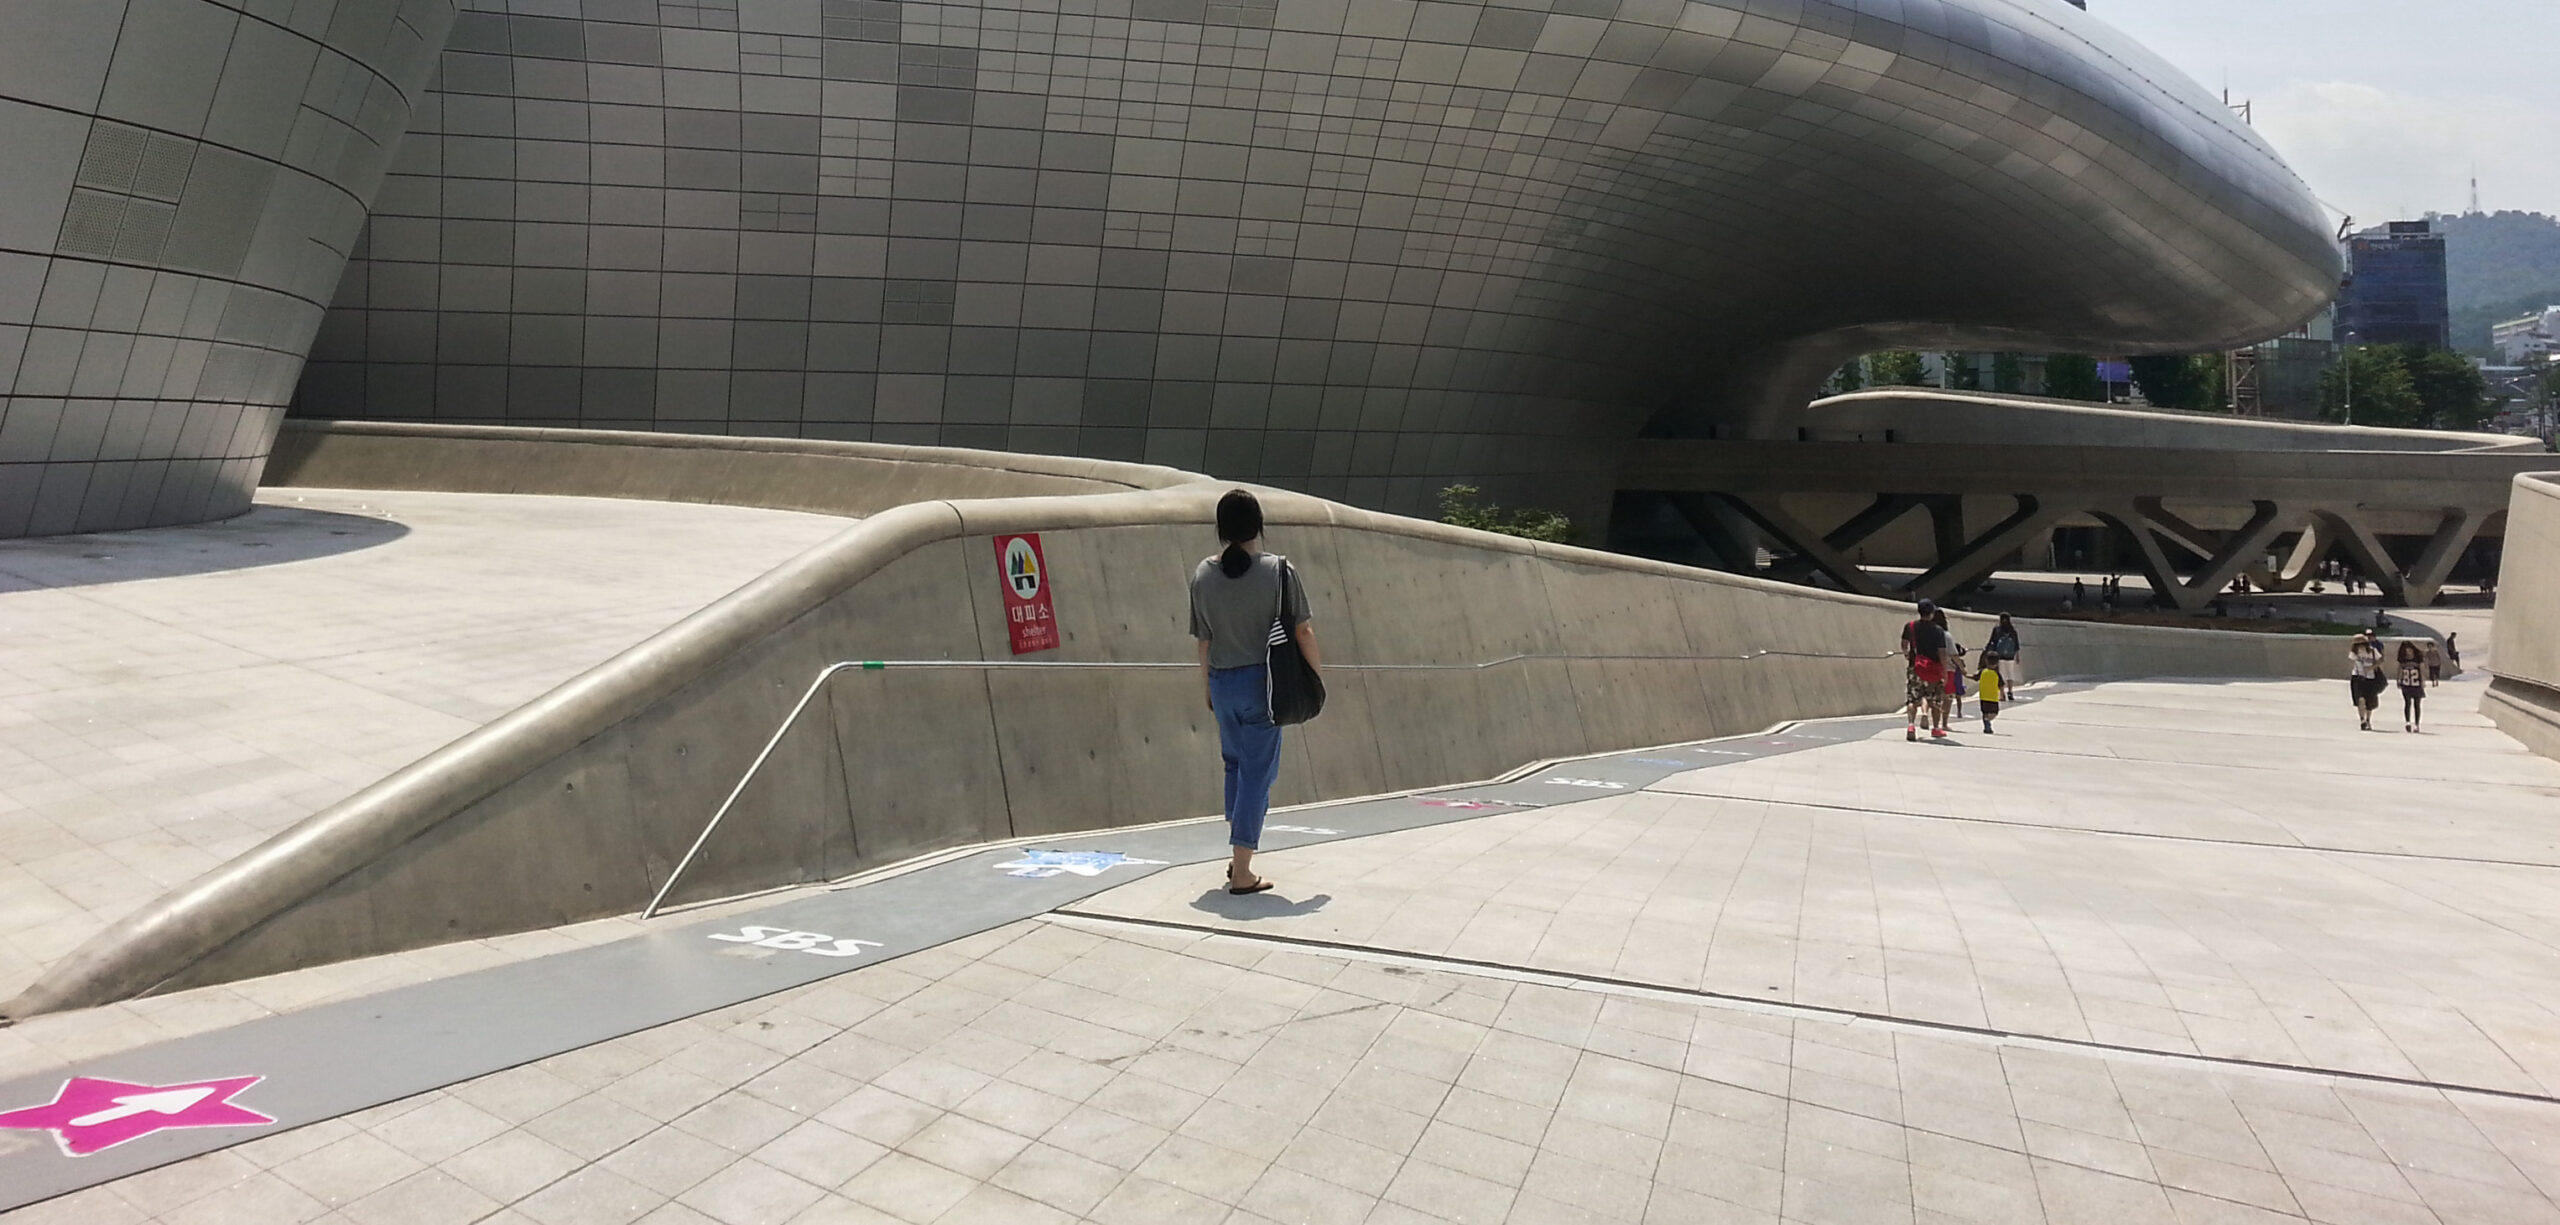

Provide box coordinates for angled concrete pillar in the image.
[1765,493,1926,582]
[1716,494,1898,599]
[2401,507,2486,607]
[2093,503,2195,611]
[1664,492,1764,574]
[2317,509,2408,603]
[1909,496,2072,604]
[2122,497,2292,611]
[2255,517,2337,592]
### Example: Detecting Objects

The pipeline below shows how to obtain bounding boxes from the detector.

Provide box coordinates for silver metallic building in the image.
[2,0,2338,538]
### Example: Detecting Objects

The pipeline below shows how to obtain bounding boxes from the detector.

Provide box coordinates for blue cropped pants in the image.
[1208,663,1281,849]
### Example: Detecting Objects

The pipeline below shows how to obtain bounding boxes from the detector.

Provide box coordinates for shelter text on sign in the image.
[995,534,1059,654]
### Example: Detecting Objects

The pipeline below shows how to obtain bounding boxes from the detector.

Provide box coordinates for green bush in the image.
[1438,484,1576,543]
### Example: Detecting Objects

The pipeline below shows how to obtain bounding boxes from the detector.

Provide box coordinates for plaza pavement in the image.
[6,654,2557,1224]
[0,491,849,1004]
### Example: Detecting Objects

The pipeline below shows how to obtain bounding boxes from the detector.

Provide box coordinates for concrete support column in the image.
[2401,507,2486,607]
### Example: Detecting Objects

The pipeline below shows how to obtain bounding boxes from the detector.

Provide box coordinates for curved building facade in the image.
[0,0,458,538]
[7,0,2338,537]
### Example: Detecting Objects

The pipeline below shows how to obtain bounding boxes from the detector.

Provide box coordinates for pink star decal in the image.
[0,1075,274,1157]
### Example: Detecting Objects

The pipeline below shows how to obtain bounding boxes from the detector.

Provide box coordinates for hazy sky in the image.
[2089,1,2559,227]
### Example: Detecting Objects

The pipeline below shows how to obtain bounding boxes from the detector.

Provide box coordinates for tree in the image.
[2317,346,2421,426]
[2401,345,2497,431]
[1943,352,1981,390]
[1830,359,1865,395]
[2316,345,2497,430]
[1869,350,1929,387]
[1438,485,1575,543]
[2129,353,2224,412]
[1990,352,2024,394]
[2043,354,2104,402]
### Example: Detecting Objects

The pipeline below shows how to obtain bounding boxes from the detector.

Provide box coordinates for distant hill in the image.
[2436,211,2560,312]
[2362,211,2560,355]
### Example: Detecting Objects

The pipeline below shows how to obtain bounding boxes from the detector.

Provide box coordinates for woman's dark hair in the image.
[1215,489,1263,578]
[2399,640,2423,661]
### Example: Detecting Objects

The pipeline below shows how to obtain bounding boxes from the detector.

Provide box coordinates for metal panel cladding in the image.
[0,0,461,538]
[235,0,2340,527]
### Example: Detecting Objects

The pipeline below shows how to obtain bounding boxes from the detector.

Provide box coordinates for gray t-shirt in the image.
[1189,551,1310,670]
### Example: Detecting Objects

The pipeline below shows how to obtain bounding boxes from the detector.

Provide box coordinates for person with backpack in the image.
[1189,490,1321,895]
[1901,599,1953,741]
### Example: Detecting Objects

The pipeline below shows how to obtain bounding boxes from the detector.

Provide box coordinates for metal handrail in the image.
[640,647,1901,917]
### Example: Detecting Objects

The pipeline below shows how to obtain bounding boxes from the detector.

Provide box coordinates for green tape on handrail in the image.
[862,661,886,670]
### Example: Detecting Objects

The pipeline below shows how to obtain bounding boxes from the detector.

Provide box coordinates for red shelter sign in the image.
[994,534,1059,654]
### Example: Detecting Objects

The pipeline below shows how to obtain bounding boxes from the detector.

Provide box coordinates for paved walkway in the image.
[7,659,2557,1224]
[0,491,849,1004]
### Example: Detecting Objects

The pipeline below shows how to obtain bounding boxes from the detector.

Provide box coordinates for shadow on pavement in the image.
[0,504,409,592]
[1190,890,1333,920]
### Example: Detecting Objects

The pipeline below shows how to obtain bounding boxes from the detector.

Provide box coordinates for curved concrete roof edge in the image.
[1809,391,2533,453]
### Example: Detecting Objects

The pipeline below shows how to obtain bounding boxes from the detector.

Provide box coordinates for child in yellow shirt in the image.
[1975,660,2004,734]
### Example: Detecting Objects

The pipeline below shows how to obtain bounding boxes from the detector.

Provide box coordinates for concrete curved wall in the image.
[0,0,459,538]
[2486,473,2560,761]
[8,425,2354,1016]
[287,0,2338,524]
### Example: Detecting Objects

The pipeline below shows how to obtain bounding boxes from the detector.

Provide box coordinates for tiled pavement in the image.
[0,490,848,1003]
[7,669,2559,1224]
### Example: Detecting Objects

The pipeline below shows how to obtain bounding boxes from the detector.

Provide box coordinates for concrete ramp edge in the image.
[6,430,2364,1018]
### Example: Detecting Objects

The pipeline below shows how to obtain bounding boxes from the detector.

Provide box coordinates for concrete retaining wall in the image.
[2487,473,2560,759]
[4,429,2359,1016]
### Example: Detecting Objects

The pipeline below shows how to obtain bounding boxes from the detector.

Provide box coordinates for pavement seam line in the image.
[1043,909,2560,1108]
[1640,787,2560,871]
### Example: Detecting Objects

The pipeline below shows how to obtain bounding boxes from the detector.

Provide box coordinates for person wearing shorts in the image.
[1976,658,2004,733]
[1901,599,1952,741]
[2346,630,2385,732]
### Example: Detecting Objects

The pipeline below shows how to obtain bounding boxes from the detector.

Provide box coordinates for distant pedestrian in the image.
[1976,655,2005,734]
[2071,577,2086,608]
[1900,598,1952,741]
[2447,633,2461,669]
[2347,630,2385,732]
[2396,640,2427,733]
[2424,638,2444,685]
[1190,489,1320,895]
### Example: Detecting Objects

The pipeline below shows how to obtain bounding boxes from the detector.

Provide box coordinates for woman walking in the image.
[1189,490,1320,895]
[2347,630,2385,732]
[2397,640,2428,732]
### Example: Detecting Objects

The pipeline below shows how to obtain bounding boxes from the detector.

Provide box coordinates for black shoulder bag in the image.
[1266,559,1326,725]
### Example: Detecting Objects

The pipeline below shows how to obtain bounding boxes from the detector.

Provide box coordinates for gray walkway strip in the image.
[0,719,1880,1211]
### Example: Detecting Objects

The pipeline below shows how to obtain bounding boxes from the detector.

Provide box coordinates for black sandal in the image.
[1227,876,1275,895]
